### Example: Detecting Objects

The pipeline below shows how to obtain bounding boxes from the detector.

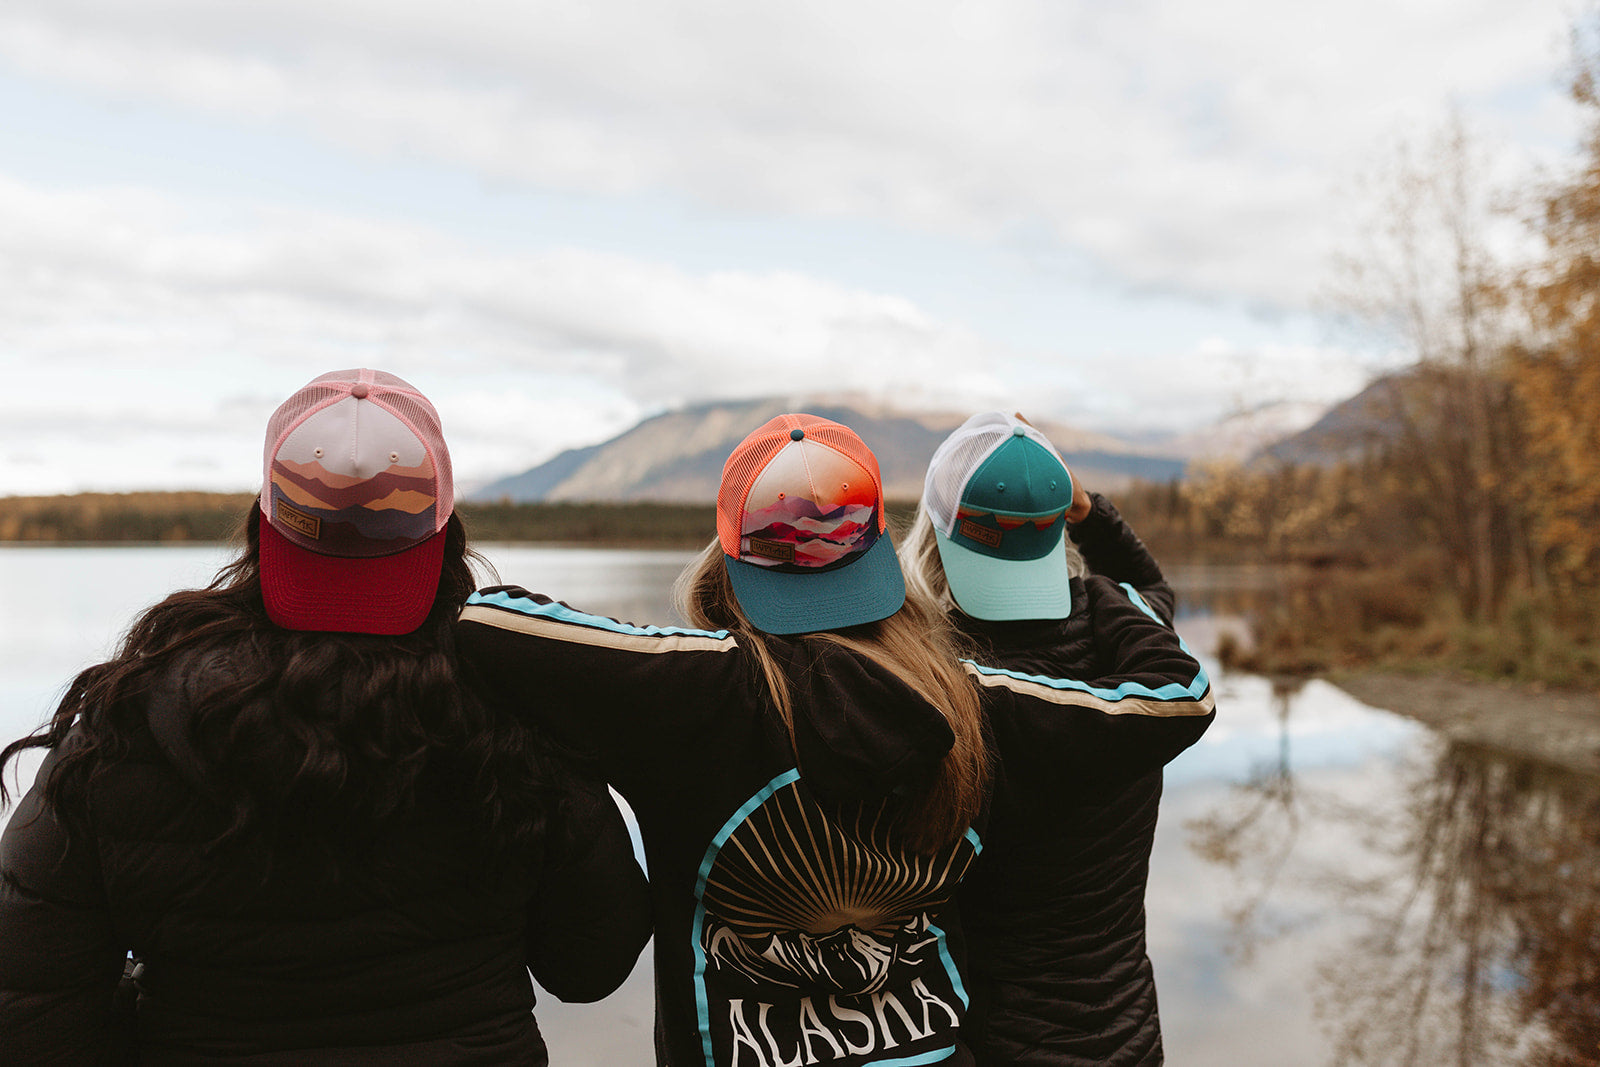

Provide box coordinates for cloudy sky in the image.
[0,0,1584,495]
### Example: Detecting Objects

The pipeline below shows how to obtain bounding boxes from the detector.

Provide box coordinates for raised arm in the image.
[1068,492,1175,622]
[963,575,1213,784]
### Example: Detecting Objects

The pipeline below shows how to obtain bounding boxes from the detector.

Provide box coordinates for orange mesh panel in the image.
[716,413,890,554]
[717,414,799,555]
[798,422,886,532]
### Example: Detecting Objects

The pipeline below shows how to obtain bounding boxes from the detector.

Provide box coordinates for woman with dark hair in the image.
[0,369,651,1065]
[456,412,1213,1067]
[901,410,1207,1066]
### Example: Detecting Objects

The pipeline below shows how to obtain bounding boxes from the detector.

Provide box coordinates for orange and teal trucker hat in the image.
[717,413,905,635]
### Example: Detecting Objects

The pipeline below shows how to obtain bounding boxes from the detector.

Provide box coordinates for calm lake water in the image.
[2,545,1595,1066]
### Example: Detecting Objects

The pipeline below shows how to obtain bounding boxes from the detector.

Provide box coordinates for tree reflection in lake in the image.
[1189,689,1600,1066]
[1186,677,1304,964]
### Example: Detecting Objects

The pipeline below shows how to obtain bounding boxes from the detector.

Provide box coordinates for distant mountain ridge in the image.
[1259,376,1409,467]
[472,396,1191,503]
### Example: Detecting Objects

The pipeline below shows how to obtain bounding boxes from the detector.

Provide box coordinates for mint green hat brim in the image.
[935,527,1072,621]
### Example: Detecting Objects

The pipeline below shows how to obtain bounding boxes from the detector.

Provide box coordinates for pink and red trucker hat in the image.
[259,369,453,635]
[718,413,905,635]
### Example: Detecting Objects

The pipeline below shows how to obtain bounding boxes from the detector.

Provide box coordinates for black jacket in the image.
[455,574,1212,1067]
[0,650,651,1066]
[957,492,1201,1066]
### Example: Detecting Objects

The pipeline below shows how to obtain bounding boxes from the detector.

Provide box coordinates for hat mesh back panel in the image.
[924,431,1006,535]
[374,390,454,528]
[718,435,789,556]
[262,384,347,504]
[800,424,884,512]
[717,413,888,555]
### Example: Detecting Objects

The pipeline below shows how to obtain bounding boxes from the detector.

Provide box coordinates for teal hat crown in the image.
[923,412,1074,621]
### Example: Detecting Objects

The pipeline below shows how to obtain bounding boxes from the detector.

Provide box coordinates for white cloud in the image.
[0,172,1015,492]
[0,0,1579,311]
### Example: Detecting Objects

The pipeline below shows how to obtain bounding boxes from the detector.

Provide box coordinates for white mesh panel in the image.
[923,412,1067,533]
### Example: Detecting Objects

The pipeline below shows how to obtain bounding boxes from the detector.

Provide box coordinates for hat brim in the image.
[260,518,446,635]
[726,529,906,636]
[935,528,1072,621]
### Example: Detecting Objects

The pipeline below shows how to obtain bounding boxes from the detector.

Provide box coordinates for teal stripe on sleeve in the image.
[467,589,730,640]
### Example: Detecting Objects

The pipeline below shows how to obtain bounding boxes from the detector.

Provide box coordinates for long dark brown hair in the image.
[673,541,989,853]
[0,502,566,868]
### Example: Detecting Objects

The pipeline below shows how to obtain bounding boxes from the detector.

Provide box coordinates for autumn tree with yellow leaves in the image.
[1509,14,1600,596]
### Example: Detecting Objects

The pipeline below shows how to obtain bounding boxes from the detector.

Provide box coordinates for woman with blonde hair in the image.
[902,410,1209,1066]
[458,412,1212,1067]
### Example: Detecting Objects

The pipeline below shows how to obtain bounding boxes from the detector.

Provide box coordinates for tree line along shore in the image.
[0,493,723,548]
[4,475,1599,692]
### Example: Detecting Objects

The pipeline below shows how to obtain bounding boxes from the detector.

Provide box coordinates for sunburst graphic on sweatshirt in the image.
[698,777,977,995]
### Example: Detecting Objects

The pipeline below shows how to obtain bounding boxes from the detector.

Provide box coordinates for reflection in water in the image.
[1189,686,1600,1067]
[1185,678,1303,965]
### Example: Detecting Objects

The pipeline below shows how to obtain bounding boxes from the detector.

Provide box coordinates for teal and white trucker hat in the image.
[923,411,1075,621]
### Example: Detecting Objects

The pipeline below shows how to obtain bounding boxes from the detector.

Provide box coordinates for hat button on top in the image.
[790,428,805,441]
[350,383,370,399]
[1012,425,1027,436]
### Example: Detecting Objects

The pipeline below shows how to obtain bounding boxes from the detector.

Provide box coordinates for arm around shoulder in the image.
[456,586,749,779]
[965,575,1214,781]
[1068,492,1175,621]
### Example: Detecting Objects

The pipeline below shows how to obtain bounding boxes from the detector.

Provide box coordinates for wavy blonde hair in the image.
[899,501,1087,611]
[673,540,989,853]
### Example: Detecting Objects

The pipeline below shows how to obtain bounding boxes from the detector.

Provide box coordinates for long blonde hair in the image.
[673,540,989,853]
[899,501,1087,610]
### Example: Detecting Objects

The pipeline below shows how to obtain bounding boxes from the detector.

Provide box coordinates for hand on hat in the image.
[1013,411,1093,523]
[1066,481,1092,523]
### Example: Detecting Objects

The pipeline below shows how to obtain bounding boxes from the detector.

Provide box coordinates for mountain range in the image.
[469,391,1381,504]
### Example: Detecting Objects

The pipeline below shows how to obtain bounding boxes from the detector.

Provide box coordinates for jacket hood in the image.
[766,637,955,804]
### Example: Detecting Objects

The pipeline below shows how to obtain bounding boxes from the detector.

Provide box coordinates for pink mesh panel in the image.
[261,384,346,513]
[371,388,454,530]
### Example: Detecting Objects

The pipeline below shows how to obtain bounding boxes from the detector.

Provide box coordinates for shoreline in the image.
[1329,671,1600,778]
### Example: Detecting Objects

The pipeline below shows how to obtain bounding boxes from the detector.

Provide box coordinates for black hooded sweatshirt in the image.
[0,648,651,1065]
[955,492,1199,1066]
[456,577,1214,1067]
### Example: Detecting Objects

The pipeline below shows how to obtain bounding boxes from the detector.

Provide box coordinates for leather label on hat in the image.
[277,501,321,540]
[959,518,1002,548]
[747,537,796,563]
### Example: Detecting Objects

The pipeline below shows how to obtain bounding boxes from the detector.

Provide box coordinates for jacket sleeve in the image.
[964,575,1214,783]
[525,775,652,1003]
[0,750,130,1066]
[456,586,754,784]
[1068,492,1176,623]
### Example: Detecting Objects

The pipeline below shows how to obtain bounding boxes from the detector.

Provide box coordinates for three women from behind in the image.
[0,369,650,1065]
